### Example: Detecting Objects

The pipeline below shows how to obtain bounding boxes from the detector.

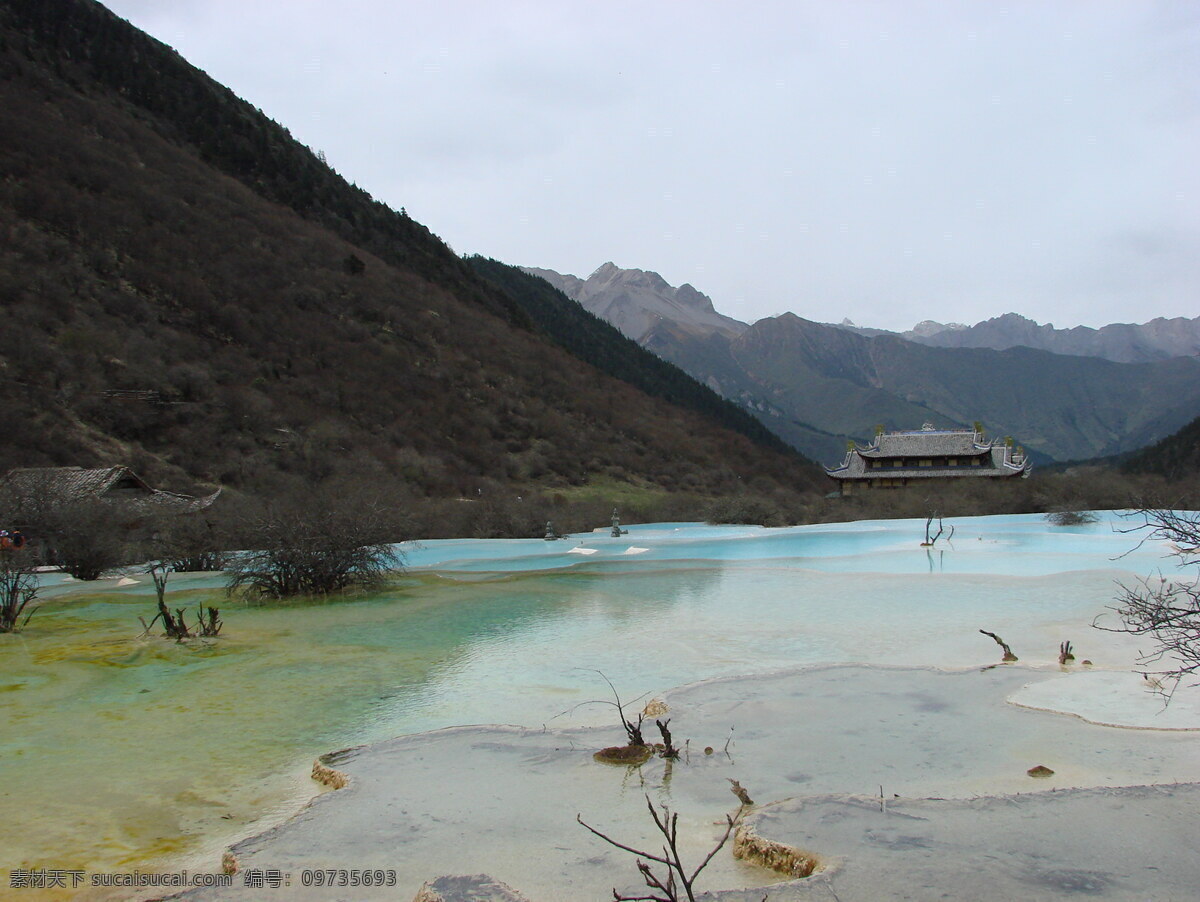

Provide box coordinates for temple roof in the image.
[858,430,990,458]
[825,428,1030,480]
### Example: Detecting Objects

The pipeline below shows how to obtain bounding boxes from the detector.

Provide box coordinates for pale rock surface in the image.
[522,262,747,343]
[180,665,1199,901]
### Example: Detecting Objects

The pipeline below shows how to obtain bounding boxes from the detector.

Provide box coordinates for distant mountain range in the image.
[836,312,1200,365]
[527,264,1200,465]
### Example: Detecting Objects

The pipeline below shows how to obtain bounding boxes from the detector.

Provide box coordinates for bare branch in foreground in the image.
[578,795,737,902]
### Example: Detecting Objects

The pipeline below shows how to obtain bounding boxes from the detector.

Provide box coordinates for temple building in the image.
[825,424,1031,495]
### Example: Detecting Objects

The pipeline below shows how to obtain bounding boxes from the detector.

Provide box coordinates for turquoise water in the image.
[0,511,1181,881]
[402,512,1175,575]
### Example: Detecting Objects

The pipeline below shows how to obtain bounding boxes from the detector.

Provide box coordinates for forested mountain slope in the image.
[0,0,818,502]
[1121,415,1200,480]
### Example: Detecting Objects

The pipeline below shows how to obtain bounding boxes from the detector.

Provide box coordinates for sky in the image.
[102,1,1198,332]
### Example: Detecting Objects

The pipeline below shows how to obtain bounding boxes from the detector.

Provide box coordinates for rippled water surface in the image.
[0,512,1181,878]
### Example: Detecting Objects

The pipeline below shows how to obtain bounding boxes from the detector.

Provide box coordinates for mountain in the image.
[0,0,819,503]
[468,259,793,456]
[831,313,1200,364]
[836,319,970,339]
[525,266,1200,465]
[721,315,1200,463]
[902,313,1200,364]
[522,263,747,343]
[907,320,968,339]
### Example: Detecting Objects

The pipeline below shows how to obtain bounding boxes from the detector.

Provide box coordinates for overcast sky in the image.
[103,0,1197,331]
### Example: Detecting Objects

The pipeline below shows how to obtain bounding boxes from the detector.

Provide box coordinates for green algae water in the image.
[1,514,1189,884]
[2,571,625,876]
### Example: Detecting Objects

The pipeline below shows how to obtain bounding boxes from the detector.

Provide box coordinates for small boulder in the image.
[413,874,530,902]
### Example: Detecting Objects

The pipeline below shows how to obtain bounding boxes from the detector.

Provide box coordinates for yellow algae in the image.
[312,759,350,790]
[2,572,603,877]
[733,822,822,878]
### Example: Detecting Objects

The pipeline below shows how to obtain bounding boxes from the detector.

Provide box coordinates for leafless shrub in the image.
[226,485,409,600]
[138,562,222,640]
[1096,508,1200,698]
[149,510,232,572]
[0,549,40,632]
[1046,510,1098,526]
[42,499,133,580]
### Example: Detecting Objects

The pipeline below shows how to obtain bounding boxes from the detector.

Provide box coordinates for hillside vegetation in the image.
[0,0,819,512]
[1122,415,1200,481]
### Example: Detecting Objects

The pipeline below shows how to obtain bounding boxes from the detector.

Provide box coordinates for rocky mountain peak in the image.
[588,262,669,293]
[522,263,746,343]
[908,320,968,337]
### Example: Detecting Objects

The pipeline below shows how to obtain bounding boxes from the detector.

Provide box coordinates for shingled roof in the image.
[0,467,219,513]
[825,427,1030,482]
[858,431,991,459]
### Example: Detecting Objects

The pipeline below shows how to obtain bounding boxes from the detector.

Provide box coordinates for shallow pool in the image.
[0,511,1188,881]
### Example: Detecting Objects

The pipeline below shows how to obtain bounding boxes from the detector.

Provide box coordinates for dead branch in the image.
[578,795,736,902]
[576,669,647,746]
[979,629,1018,662]
[1094,507,1200,698]
[196,606,222,637]
[1058,640,1074,665]
[728,778,754,807]
[922,513,945,547]
[656,719,679,760]
[1095,571,1200,699]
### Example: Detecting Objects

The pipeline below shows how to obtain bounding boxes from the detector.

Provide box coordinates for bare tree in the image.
[149,509,231,572]
[43,499,132,580]
[1097,508,1200,698]
[0,549,40,632]
[578,796,736,902]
